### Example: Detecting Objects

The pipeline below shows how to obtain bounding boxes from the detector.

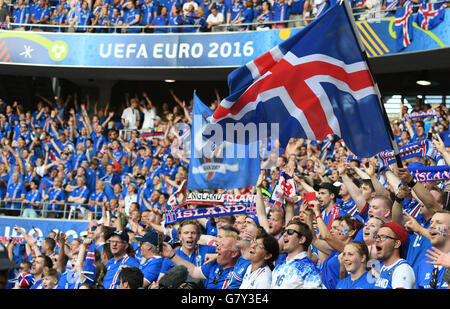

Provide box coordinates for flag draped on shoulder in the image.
[187,92,261,190]
[210,1,393,159]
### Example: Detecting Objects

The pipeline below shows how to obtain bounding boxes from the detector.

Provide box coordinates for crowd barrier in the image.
[0,200,103,221]
[0,215,90,244]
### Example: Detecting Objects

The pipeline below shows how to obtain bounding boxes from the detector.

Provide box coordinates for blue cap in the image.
[246,214,260,226]
[407,161,424,170]
[113,230,129,243]
[135,231,159,247]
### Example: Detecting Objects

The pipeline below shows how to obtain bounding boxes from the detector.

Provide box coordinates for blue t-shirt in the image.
[6,182,26,210]
[46,187,65,211]
[139,256,163,286]
[200,261,235,289]
[415,257,448,289]
[69,186,90,208]
[160,244,216,274]
[153,15,169,33]
[404,215,431,274]
[321,250,340,289]
[103,255,140,289]
[24,190,41,209]
[336,271,376,289]
[226,256,251,288]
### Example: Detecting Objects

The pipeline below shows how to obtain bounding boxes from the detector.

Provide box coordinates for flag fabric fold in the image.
[395,4,414,51]
[416,2,446,30]
[210,2,393,159]
[187,92,261,190]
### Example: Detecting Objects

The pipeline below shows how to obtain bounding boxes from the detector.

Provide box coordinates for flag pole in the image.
[340,0,403,168]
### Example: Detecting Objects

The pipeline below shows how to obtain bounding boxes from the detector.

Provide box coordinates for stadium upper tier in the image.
[0,5,448,68]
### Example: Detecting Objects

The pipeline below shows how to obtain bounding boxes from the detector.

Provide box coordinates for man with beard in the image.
[161,225,242,289]
[158,220,216,282]
[415,210,450,289]
[373,222,415,289]
[103,230,140,289]
[30,255,53,289]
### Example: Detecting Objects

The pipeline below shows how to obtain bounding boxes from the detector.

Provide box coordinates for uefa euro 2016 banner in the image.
[0,29,302,68]
[0,11,448,68]
[0,216,90,244]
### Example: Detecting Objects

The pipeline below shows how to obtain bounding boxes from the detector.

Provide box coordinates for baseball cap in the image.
[135,231,159,247]
[313,182,340,197]
[112,230,129,243]
[382,222,407,245]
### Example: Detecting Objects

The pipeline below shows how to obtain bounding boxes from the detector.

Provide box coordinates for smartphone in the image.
[303,192,317,205]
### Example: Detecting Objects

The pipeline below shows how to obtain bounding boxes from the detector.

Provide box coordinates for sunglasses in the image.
[430,267,439,289]
[212,269,224,285]
[283,229,302,237]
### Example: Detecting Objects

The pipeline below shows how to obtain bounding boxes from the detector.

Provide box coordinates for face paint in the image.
[437,226,448,238]
[240,232,254,242]
[340,228,349,236]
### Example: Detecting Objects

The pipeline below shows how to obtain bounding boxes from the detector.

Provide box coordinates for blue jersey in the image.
[92,133,107,152]
[160,244,216,274]
[139,256,163,286]
[72,153,87,171]
[336,271,376,289]
[226,256,251,289]
[46,187,65,211]
[24,190,41,209]
[290,0,305,14]
[200,261,235,289]
[229,3,244,22]
[89,191,106,214]
[374,259,415,289]
[321,250,340,289]
[104,255,140,289]
[141,1,156,25]
[404,214,431,274]
[32,4,51,23]
[257,11,273,28]
[271,252,323,288]
[153,15,169,33]
[169,14,184,33]
[206,220,217,236]
[51,13,67,32]
[69,186,90,208]
[30,278,44,289]
[6,182,26,210]
[273,2,290,21]
[415,257,448,289]
[339,198,358,216]
[124,8,140,32]
[12,6,30,26]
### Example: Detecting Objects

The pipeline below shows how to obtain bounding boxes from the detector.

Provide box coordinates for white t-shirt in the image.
[121,107,140,130]
[206,12,224,24]
[141,107,156,130]
[381,259,416,289]
[240,264,272,289]
[183,0,199,15]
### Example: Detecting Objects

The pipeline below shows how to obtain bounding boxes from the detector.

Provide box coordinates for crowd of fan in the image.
[0,90,450,290]
[0,0,402,33]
